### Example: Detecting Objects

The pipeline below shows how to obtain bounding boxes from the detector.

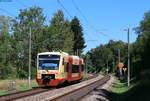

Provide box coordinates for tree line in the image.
[86,40,127,74]
[86,10,150,79]
[1,6,150,80]
[0,6,85,79]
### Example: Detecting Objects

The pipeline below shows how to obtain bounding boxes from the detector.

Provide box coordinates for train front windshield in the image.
[38,55,60,70]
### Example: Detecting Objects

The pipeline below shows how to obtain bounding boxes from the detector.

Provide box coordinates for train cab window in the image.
[38,55,60,70]
[72,65,79,73]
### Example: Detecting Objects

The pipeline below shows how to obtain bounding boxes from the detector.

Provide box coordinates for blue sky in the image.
[0,0,150,53]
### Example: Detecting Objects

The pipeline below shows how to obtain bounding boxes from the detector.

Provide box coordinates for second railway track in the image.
[0,87,53,101]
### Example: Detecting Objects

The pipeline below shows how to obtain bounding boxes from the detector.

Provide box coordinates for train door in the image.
[79,59,83,78]
[68,57,72,80]
[79,64,81,78]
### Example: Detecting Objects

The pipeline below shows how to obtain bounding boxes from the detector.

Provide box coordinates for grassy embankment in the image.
[0,79,38,95]
[0,73,91,95]
[111,70,150,101]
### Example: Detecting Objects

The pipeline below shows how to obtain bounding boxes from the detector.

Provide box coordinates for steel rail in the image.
[0,75,99,101]
[44,75,110,101]
[0,87,54,101]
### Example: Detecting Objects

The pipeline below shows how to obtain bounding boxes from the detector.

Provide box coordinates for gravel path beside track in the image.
[79,75,115,101]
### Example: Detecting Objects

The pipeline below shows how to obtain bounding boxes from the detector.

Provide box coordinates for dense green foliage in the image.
[131,11,150,77]
[48,10,74,53]
[86,10,150,79]
[111,70,150,101]
[1,6,150,80]
[71,16,86,55]
[86,40,127,73]
[0,7,85,79]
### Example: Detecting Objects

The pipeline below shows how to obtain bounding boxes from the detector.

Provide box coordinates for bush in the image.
[0,64,17,79]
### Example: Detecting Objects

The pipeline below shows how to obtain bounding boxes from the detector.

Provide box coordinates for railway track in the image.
[0,87,53,101]
[48,75,110,101]
[0,75,110,101]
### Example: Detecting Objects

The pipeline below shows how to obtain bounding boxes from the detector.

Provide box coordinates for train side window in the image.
[72,65,79,73]
[65,63,69,72]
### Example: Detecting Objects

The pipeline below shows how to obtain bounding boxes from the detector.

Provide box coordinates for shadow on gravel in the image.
[93,88,114,101]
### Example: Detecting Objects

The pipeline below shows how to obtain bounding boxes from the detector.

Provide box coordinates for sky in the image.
[0,0,150,53]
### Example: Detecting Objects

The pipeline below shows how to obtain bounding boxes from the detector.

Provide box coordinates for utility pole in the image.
[28,27,31,88]
[127,28,130,87]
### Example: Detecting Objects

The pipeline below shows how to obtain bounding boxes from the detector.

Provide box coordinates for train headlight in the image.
[42,71,47,74]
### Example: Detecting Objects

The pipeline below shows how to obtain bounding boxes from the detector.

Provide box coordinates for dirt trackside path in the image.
[79,75,115,101]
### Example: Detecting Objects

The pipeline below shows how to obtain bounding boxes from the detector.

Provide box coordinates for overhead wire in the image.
[56,0,100,52]
[15,0,65,49]
[70,0,100,42]
[71,0,89,25]
[57,0,98,42]
[56,0,98,43]
[70,0,101,42]
[71,0,116,41]
[13,0,100,51]
[57,0,72,19]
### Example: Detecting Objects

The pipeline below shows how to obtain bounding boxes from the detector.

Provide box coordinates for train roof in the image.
[71,55,79,59]
[38,51,69,56]
[38,52,83,59]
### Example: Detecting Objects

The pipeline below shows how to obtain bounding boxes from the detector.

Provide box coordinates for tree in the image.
[87,45,112,73]
[86,40,127,73]
[71,16,86,55]
[12,6,46,78]
[131,10,150,77]
[0,8,86,79]
[48,10,74,53]
[0,16,17,79]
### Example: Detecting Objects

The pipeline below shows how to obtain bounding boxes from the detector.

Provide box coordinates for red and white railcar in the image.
[36,52,84,86]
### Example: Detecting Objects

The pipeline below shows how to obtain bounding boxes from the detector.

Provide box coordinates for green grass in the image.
[0,79,38,96]
[111,73,150,101]
[0,90,9,95]
[112,80,133,94]
[110,78,134,101]
[16,81,38,91]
